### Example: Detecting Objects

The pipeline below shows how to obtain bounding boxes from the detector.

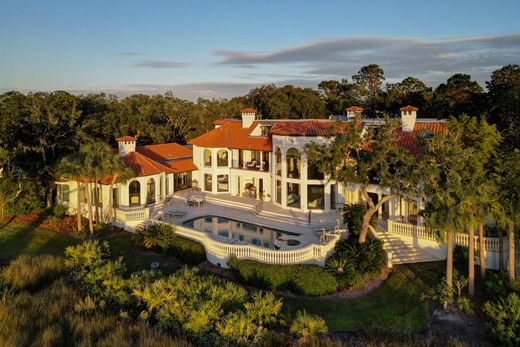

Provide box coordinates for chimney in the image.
[240,108,256,128]
[116,136,136,157]
[345,106,364,120]
[400,105,418,132]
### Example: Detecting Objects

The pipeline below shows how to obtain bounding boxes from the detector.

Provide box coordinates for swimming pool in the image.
[182,215,300,249]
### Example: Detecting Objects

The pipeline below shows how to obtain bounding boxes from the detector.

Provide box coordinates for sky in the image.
[1,0,519,100]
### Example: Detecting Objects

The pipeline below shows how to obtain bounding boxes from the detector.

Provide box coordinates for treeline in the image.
[0,64,518,215]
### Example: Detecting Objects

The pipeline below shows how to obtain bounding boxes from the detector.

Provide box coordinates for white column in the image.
[377,193,383,219]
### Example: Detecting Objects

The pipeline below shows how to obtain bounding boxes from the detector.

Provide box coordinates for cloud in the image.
[113,51,143,56]
[132,60,190,69]
[213,34,520,86]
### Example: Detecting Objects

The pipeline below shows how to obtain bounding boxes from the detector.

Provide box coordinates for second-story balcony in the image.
[233,150,270,172]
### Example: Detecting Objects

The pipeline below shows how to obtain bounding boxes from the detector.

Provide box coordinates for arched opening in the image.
[275,147,282,176]
[217,150,228,167]
[129,181,141,206]
[286,148,301,179]
[203,149,212,167]
[146,178,156,204]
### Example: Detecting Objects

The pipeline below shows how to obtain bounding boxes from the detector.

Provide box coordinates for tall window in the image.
[204,174,212,192]
[203,149,212,167]
[146,178,155,204]
[58,184,70,202]
[113,187,119,208]
[129,181,140,206]
[275,147,282,176]
[330,184,337,210]
[80,184,87,203]
[286,182,300,209]
[286,148,301,179]
[275,180,281,204]
[217,174,228,192]
[94,187,103,207]
[307,162,324,180]
[307,185,324,210]
[217,150,228,167]
[165,175,169,195]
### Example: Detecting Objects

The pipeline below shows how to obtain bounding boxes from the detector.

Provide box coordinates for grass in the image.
[0,220,181,274]
[0,220,80,259]
[282,261,444,333]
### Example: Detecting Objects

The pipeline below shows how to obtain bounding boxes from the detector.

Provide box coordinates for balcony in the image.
[235,150,270,172]
[115,205,149,225]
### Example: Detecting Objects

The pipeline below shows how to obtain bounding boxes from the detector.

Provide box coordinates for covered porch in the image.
[232,149,270,172]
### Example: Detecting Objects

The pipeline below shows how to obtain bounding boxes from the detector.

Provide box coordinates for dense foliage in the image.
[132,223,206,265]
[0,64,518,217]
[325,237,385,289]
[232,260,338,296]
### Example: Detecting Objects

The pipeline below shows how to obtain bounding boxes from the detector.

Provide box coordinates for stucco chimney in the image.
[400,105,418,132]
[240,108,256,128]
[345,106,364,119]
[116,136,136,157]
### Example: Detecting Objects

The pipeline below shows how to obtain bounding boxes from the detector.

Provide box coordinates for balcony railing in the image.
[115,205,149,224]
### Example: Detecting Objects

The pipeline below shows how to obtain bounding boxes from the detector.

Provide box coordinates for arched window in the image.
[129,181,140,206]
[217,149,228,167]
[203,149,212,167]
[275,147,282,176]
[146,178,155,204]
[286,148,301,179]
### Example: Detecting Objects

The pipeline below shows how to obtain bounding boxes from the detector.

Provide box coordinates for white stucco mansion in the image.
[56,106,443,230]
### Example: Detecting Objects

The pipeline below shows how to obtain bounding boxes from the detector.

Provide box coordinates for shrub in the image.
[64,240,110,278]
[132,222,176,250]
[233,260,338,296]
[290,310,328,343]
[132,222,206,265]
[1,255,65,291]
[94,222,111,236]
[325,236,385,289]
[483,293,520,346]
[46,203,68,225]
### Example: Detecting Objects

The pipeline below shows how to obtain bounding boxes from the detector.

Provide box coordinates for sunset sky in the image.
[1,0,519,99]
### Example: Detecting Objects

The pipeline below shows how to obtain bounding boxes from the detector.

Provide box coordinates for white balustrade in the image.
[115,206,149,223]
[388,220,500,252]
[170,223,341,266]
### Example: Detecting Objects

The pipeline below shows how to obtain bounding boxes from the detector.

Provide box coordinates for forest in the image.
[0,64,518,216]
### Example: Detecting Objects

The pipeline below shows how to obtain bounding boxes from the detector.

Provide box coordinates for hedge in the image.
[233,260,338,296]
[166,236,207,265]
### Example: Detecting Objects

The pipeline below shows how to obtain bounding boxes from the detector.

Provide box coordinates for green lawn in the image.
[0,220,80,258]
[0,220,181,274]
[282,261,444,333]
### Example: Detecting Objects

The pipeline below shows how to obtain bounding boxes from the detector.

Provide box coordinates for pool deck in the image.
[161,190,343,246]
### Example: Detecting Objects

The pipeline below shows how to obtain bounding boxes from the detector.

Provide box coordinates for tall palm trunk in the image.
[479,223,486,279]
[445,230,454,309]
[108,174,119,223]
[509,223,516,281]
[499,228,504,271]
[86,181,94,234]
[468,224,475,295]
[76,178,82,232]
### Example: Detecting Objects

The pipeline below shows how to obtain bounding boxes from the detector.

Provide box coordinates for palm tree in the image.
[105,154,133,223]
[290,310,328,343]
[56,153,85,232]
[424,189,467,307]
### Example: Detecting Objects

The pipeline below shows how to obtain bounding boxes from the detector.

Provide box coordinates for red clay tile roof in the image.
[346,106,364,112]
[393,122,446,155]
[189,120,271,151]
[136,143,192,162]
[400,105,419,112]
[115,136,136,142]
[162,158,198,173]
[240,108,256,113]
[270,120,338,136]
[123,152,176,177]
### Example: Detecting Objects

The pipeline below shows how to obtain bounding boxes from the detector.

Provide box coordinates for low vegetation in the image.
[132,222,206,265]
[0,254,64,291]
[231,259,338,296]
[325,236,385,289]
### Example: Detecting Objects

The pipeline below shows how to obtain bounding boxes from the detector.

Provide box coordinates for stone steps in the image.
[372,229,443,265]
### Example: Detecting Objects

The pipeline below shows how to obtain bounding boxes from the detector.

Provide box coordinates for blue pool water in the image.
[183,215,300,249]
